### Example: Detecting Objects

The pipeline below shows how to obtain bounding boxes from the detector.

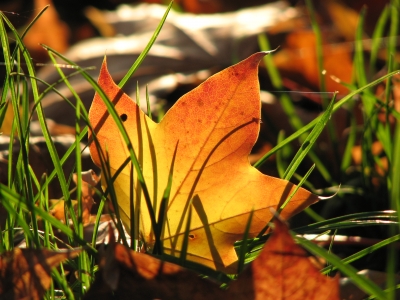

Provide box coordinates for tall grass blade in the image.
[237,209,254,273]
[283,96,335,180]
[118,1,173,89]
[296,236,387,300]
[254,70,400,166]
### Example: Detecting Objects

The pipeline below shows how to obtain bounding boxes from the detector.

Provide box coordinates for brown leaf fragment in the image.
[24,0,70,62]
[50,170,99,225]
[74,170,99,225]
[0,248,81,300]
[229,218,340,300]
[84,241,226,300]
[85,219,339,300]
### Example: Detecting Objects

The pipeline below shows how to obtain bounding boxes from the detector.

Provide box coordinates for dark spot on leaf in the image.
[120,114,128,122]
[198,119,202,123]
[189,234,195,239]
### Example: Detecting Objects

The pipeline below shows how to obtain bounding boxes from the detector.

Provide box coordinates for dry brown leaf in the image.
[0,248,81,300]
[84,219,339,300]
[84,241,226,300]
[229,219,340,300]
[24,0,70,62]
[273,30,353,98]
[325,1,360,41]
[50,170,99,225]
[139,0,271,14]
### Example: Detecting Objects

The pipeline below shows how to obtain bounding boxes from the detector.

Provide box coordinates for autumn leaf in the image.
[229,218,340,300]
[83,237,226,300]
[0,248,81,300]
[88,52,318,271]
[83,219,339,300]
[50,169,99,225]
[24,0,70,63]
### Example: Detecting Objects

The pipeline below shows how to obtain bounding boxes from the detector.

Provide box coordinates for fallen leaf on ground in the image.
[139,0,272,14]
[229,219,340,299]
[24,0,70,62]
[88,52,318,271]
[83,219,339,300]
[0,247,81,300]
[36,2,299,128]
[273,30,353,98]
[83,238,226,300]
[50,169,99,225]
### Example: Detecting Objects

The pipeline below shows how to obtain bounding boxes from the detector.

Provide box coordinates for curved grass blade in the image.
[179,200,192,266]
[153,142,178,254]
[0,184,94,250]
[279,163,315,212]
[283,95,335,180]
[118,1,173,89]
[43,45,159,241]
[321,234,400,274]
[254,69,400,168]
[237,209,254,274]
[1,14,75,232]
[296,235,387,300]
[370,5,389,72]
[294,211,398,233]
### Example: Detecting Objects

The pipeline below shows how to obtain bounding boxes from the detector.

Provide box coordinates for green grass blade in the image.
[370,5,389,72]
[254,70,400,167]
[258,34,333,183]
[296,236,387,299]
[118,1,173,89]
[91,194,107,247]
[146,85,152,119]
[153,143,178,254]
[2,13,75,234]
[237,209,254,274]
[43,44,159,238]
[283,95,335,180]
[320,234,400,274]
[179,201,192,266]
[279,164,315,212]
[305,0,326,100]
[275,130,286,178]
[340,115,357,173]
[354,7,368,90]
[293,211,397,233]
[0,184,94,249]
[385,2,399,297]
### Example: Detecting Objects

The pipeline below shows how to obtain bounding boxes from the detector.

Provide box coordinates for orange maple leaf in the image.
[88,52,318,271]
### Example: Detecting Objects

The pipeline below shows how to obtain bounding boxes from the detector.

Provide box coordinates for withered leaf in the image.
[0,247,81,300]
[229,219,340,300]
[84,220,339,300]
